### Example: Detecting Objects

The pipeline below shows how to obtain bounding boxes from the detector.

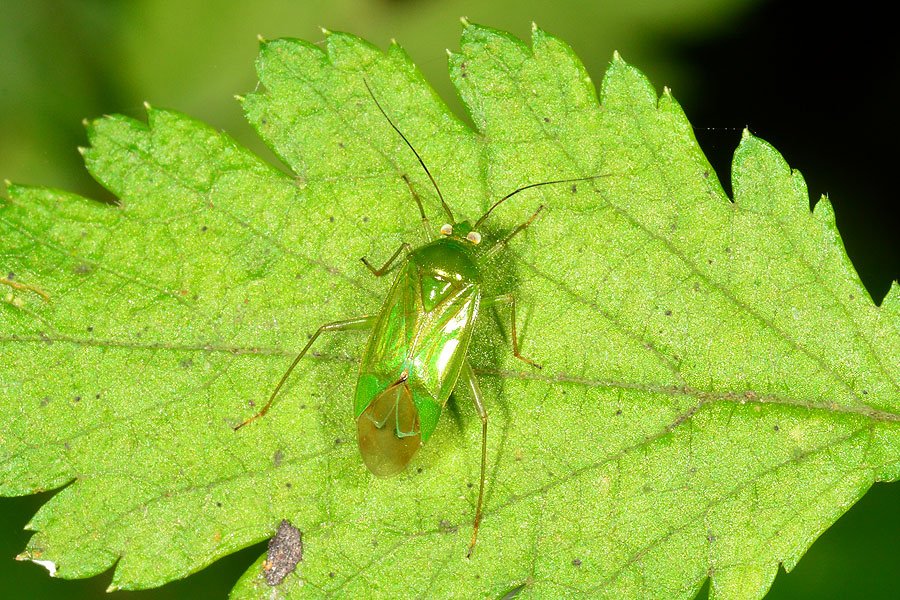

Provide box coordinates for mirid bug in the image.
[236,80,607,556]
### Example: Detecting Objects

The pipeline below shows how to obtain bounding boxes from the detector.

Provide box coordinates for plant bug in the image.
[235,79,608,556]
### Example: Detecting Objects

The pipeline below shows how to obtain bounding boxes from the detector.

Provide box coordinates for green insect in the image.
[236,80,604,555]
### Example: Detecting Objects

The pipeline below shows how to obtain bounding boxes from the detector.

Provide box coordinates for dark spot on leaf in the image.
[273,449,283,467]
[724,246,731,253]
[773,425,780,431]
[849,294,854,300]
[328,572,335,578]
[6,272,14,280]
[615,409,622,416]
[707,530,716,542]
[693,282,701,291]
[87,325,94,332]
[439,519,458,534]
[334,437,343,445]
[571,184,577,193]
[707,259,713,264]
[95,393,101,399]
[467,482,474,488]
[862,390,868,395]
[263,520,303,586]
[543,117,550,123]
[362,216,369,223]
[201,225,207,232]
[64,442,70,450]
[642,484,652,493]
[338,141,345,148]
[572,558,582,567]
[261,118,267,125]
[74,263,93,275]
[40,396,51,407]
[300,404,306,409]
[703,170,710,178]
[416,467,423,473]
[180,358,193,369]
[216,501,222,507]
[74,396,81,402]
[329,216,335,223]
[664,309,672,316]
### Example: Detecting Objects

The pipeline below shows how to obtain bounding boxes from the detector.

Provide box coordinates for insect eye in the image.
[440,224,453,236]
[466,231,482,245]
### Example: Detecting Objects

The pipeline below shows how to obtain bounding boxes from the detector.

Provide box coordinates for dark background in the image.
[1,0,897,598]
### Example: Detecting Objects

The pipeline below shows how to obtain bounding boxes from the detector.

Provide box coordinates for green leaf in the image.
[2,22,898,599]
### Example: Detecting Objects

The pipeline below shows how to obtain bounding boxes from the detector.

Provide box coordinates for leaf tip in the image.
[741,127,752,141]
[663,85,673,98]
[234,94,245,103]
[320,26,332,36]
[106,584,120,593]
[531,21,539,33]
[81,117,90,128]
[256,33,267,44]
[16,554,57,577]
[612,49,623,62]
[76,146,88,156]
[460,15,471,28]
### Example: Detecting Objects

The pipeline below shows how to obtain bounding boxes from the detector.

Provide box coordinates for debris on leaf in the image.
[263,519,303,586]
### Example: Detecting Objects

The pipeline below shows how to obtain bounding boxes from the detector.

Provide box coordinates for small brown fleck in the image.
[264,520,303,586]
[664,309,672,316]
[439,519,458,534]
[572,558,582,567]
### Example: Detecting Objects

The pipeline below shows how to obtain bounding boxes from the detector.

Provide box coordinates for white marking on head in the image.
[440,223,453,236]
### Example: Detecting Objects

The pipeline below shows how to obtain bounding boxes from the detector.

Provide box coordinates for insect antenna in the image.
[363,79,455,223]
[473,174,612,229]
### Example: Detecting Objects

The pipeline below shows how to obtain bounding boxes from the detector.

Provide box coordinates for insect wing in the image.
[357,380,421,476]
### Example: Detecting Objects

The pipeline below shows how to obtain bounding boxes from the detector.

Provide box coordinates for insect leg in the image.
[233,315,375,430]
[361,242,412,277]
[479,204,545,264]
[482,294,542,369]
[401,174,433,242]
[461,361,488,558]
